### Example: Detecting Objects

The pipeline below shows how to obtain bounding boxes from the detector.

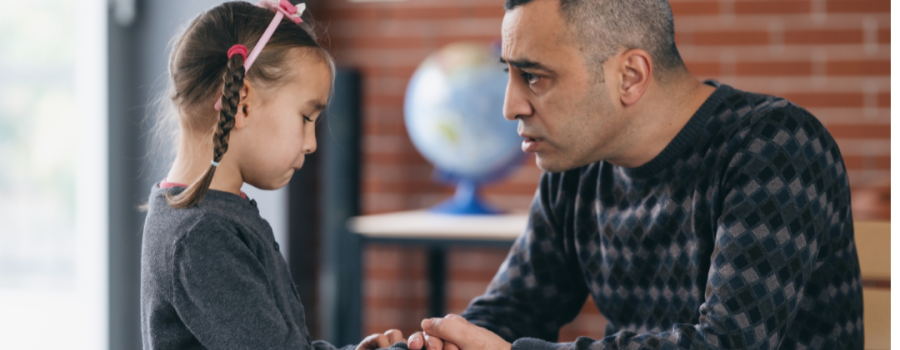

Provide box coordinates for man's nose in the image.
[502,79,533,121]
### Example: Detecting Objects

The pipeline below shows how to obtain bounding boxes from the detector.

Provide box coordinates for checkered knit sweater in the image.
[461,82,863,350]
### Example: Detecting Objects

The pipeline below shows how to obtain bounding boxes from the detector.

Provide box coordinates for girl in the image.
[140,1,407,349]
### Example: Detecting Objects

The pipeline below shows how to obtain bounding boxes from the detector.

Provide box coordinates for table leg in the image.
[428,247,446,317]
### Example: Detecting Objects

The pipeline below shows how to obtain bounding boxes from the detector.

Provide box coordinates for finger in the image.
[421,317,467,345]
[384,329,404,345]
[357,335,377,350]
[444,341,461,350]
[407,332,425,350]
[424,333,444,350]
[444,314,466,322]
[375,334,391,348]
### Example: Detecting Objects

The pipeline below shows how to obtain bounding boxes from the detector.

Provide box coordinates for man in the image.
[407,0,863,349]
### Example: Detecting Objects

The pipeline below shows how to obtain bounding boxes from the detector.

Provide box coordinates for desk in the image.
[347,210,527,321]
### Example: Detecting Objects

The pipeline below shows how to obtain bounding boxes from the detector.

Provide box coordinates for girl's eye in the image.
[303,115,312,123]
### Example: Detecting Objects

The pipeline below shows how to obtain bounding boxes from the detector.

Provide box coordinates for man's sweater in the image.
[461,82,863,349]
[141,186,361,350]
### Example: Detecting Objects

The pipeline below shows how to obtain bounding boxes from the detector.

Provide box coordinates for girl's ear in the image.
[233,80,255,130]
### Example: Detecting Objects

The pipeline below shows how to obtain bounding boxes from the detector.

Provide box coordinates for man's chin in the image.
[535,153,591,173]
[535,155,576,173]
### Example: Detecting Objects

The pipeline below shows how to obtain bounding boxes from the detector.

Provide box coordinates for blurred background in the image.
[0,0,890,349]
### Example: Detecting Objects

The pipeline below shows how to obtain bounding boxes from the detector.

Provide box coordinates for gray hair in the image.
[506,0,685,83]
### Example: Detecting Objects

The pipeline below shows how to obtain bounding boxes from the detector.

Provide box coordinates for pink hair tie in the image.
[227,44,249,60]
[214,1,306,111]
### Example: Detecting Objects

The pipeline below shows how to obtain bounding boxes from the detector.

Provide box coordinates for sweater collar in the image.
[623,80,731,179]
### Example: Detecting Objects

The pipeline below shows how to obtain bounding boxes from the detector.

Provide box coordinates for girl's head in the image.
[165,1,334,208]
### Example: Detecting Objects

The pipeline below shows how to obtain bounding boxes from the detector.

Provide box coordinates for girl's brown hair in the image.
[164,1,333,208]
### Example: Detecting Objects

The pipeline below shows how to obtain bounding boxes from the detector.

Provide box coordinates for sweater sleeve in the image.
[462,169,590,342]
[171,217,318,349]
[504,106,854,350]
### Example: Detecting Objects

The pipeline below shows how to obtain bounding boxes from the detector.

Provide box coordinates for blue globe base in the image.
[429,180,502,215]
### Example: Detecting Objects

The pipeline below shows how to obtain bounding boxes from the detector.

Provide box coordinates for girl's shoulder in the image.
[143,185,267,251]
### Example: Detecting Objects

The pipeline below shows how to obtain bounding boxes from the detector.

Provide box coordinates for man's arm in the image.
[461,168,590,342]
[426,106,859,349]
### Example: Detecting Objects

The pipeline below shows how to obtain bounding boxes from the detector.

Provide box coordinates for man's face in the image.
[501,0,627,172]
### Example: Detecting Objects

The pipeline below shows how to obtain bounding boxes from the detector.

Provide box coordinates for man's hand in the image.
[356,329,405,350]
[407,330,455,350]
[410,314,511,350]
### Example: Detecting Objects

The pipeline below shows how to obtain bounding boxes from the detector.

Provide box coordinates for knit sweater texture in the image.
[141,185,372,350]
[461,82,863,350]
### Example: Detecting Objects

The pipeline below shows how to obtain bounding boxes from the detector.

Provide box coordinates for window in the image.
[0,0,107,348]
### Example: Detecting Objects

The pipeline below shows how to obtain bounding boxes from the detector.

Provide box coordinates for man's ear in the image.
[615,49,653,106]
[233,80,255,130]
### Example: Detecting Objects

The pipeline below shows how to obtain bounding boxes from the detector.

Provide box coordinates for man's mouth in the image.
[521,135,544,153]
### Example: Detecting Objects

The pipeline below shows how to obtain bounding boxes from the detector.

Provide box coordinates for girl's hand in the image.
[356,329,405,350]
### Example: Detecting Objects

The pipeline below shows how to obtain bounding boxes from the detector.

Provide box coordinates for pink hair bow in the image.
[258,0,306,24]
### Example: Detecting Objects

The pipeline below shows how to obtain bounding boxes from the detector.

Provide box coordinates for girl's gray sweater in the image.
[140,184,356,350]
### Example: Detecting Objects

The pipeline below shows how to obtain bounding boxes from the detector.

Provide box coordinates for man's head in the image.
[501,0,687,172]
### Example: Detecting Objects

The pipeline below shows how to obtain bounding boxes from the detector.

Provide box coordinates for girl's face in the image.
[231,49,332,190]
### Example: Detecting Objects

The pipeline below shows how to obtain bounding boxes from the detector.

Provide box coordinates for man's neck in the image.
[606,77,716,169]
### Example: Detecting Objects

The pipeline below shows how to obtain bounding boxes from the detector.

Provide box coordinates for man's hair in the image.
[506,0,685,82]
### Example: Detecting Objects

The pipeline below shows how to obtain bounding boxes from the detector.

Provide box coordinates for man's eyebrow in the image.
[500,57,554,72]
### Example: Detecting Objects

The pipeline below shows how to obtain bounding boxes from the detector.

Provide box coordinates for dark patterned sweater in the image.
[461,82,863,350]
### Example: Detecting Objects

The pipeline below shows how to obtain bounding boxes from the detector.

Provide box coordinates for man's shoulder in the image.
[709,84,839,161]
[717,84,824,138]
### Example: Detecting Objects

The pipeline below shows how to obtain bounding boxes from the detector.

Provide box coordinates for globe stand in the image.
[430,179,501,215]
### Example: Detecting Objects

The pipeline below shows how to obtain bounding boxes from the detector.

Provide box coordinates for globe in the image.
[404,42,524,215]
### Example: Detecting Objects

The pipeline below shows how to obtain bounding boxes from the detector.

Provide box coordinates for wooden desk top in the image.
[347,210,528,241]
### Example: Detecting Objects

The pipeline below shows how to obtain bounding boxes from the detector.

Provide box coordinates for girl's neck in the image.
[166,136,244,195]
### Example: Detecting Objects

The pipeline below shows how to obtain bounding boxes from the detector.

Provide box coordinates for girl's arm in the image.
[171,218,316,349]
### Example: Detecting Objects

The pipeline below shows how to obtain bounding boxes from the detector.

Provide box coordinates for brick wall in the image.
[313,0,890,341]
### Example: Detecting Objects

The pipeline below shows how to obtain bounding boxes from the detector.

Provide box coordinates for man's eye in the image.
[521,72,540,85]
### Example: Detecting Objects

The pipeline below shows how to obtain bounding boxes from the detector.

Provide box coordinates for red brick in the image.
[326,6,504,21]
[691,31,769,46]
[734,0,811,14]
[367,268,428,280]
[842,155,891,170]
[878,28,890,43]
[827,124,891,139]
[332,35,500,50]
[365,153,429,165]
[784,93,861,108]
[447,269,500,282]
[784,92,888,108]
[363,94,405,107]
[736,62,812,76]
[684,62,720,76]
[826,60,890,76]
[670,1,720,16]
[878,92,890,107]
[784,29,863,45]
[826,0,890,13]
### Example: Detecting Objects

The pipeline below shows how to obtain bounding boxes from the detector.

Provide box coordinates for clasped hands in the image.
[356,314,511,350]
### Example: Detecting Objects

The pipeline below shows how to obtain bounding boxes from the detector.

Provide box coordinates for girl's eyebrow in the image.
[307,100,327,112]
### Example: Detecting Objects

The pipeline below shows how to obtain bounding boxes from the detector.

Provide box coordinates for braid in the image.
[214,56,244,162]
[167,54,246,208]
